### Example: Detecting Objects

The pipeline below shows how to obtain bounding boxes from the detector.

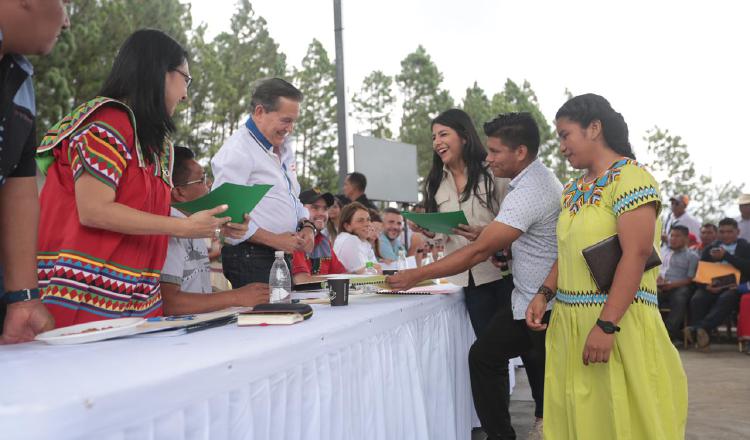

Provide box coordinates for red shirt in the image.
[292,234,347,276]
[37,105,171,327]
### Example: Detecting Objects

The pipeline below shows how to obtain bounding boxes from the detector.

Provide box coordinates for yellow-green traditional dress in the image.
[544,159,687,439]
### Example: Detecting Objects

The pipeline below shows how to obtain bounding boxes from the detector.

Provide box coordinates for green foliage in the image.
[646,127,744,222]
[486,80,577,184]
[351,70,395,139]
[293,39,338,193]
[460,82,491,142]
[31,0,285,160]
[190,0,286,156]
[396,46,454,177]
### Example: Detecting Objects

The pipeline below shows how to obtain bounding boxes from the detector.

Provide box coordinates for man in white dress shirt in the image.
[211,78,315,287]
[662,194,701,245]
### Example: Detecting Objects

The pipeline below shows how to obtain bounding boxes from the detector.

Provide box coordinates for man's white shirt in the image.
[211,125,307,245]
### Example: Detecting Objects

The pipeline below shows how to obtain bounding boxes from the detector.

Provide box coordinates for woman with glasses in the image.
[35,29,240,327]
[333,202,382,274]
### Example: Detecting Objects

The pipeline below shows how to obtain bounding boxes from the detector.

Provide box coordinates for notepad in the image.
[173,183,272,223]
[401,210,469,235]
[377,284,456,295]
[237,312,304,326]
[237,303,313,326]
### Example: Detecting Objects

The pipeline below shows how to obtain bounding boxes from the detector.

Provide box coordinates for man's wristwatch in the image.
[536,285,555,302]
[1,288,41,305]
[596,319,621,334]
[297,219,317,234]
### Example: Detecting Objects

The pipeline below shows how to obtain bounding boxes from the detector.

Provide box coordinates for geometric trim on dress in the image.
[36,96,174,188]
[556,288,658,307]
[612,186,660,217]
[562,158,638,215]
[37,250,162,317]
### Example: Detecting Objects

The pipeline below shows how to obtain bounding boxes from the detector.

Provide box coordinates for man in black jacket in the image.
[0,1,69,343]
[342,172,377,210]
[685,217,750,349]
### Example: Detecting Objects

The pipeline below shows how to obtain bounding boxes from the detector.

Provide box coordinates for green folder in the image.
[401,210,469,235]
[173,183,272,223]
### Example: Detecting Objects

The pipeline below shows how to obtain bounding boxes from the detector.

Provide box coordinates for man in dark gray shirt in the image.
[657,225,698,339]
[389,113,561,440]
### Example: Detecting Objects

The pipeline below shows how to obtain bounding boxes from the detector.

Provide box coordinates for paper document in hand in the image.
[401,210,469,235]
[173,183,272,223]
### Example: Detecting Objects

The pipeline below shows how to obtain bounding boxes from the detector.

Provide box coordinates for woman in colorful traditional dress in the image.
[36,29,240,327]
[526,94,688,439]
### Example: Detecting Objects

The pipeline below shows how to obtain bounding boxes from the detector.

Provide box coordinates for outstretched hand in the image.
[452,224,484,241]
[386,269,422,291]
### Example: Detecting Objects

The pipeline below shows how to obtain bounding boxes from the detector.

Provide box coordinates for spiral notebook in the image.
[377,284,457,295]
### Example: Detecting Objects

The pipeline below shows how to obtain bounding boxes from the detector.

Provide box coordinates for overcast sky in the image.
[190,0,749,215]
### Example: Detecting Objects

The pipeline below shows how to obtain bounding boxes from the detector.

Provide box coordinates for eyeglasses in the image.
[174,69,192,89]
[176,174,208,187]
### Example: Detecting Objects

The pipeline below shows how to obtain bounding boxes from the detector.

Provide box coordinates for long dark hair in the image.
[99,29,188,164]
[555,94,635,159]
[424,109,496,213]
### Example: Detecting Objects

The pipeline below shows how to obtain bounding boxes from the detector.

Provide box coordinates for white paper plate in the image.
[35,317,145,345]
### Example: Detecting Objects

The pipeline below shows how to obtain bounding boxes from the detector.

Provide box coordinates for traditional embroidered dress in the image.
[544,159,687,439]
[36,98,173,327]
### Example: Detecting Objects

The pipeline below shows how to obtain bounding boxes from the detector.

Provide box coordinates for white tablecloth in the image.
[1,290,476,440]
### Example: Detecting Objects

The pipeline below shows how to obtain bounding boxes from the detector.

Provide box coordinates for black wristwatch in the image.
[2,288,41,305]
[297,219,317,234]
[596,319,621,334]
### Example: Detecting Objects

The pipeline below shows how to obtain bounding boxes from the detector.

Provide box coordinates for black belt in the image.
[236,241,277,254]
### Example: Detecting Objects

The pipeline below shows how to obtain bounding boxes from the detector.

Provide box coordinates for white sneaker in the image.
[526,418,543,440]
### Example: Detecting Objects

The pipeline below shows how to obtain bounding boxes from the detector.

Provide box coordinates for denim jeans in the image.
[658,285,694,336]
[689,286,739,330]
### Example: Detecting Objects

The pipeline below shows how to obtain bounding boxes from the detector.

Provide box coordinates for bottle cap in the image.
[366,261,374,268]
[275,251,285,258]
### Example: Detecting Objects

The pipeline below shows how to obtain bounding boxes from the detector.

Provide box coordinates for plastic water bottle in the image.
[363,261,379,293]
[397,249,408,270]
[269,251,291,303]
[422,249,433,266]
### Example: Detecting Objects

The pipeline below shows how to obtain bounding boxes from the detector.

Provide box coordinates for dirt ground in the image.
[473,342,749,440]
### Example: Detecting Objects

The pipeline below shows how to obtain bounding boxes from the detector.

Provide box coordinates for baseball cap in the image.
[299,189,334,207]
[669,195,689,206]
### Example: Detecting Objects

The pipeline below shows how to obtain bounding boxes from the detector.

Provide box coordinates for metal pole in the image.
[333,0,348,190]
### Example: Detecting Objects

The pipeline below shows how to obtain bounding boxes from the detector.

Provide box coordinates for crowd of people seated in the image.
[658,194,750,352]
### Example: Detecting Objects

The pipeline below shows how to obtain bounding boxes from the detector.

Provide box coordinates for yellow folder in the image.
[693,261,740,285]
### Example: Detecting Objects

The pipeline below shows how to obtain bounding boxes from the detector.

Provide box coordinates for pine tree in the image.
[293,39,338,192]
[396,46,454,177]
[351,70,395,139]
